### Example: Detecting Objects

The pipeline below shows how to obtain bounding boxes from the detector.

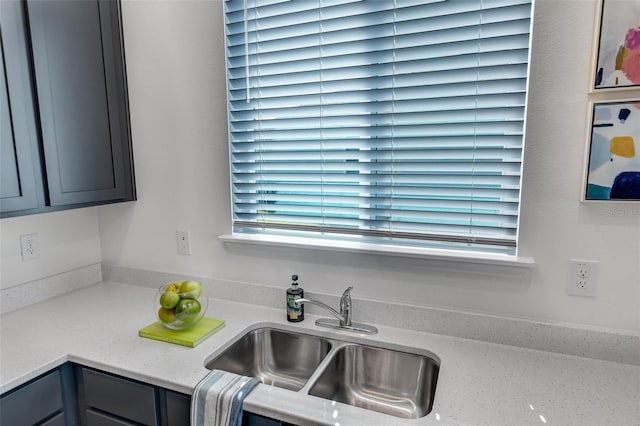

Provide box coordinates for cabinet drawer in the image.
[164,390,191,426]
[86,409,138,426]
[41,412,66,426]
[81,368,157,425]
[0,369,63,426]
[244,413,285,426]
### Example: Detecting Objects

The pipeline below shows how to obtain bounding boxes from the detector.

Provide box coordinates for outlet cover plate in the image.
[567,259,598,297]
[177,229,191,255]
[20,233,40,261]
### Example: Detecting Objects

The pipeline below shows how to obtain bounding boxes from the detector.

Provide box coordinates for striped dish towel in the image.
[191,370,260,426]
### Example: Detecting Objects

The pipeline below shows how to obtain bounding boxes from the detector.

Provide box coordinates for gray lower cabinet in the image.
[75,365,192,426]
[1,363,295,426]
[41,412,68,426]
[0,0,135,218]
[84,410,137,426]
[161,389,190,426]
[243,413,290,426]
[74,366,297,426]
[0,363,78,426]
[76,367,158,425]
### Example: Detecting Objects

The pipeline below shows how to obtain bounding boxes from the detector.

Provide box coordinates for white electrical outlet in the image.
[567,259,598,297]
[20,233,40,261]
[177,229,191,255]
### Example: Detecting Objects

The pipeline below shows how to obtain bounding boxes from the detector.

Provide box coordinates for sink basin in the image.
[205,328,332,391]
[205,326,440,419]
[308,344,439,419]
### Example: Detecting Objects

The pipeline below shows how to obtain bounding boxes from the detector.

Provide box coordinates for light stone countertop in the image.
[1,281,638,426]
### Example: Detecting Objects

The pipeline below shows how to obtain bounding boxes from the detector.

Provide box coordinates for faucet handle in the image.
[339,286,354,325]
[341,286,354,300]
[340,286,354,308]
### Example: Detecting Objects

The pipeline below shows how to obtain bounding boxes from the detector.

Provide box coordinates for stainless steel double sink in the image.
[204,326,440,419]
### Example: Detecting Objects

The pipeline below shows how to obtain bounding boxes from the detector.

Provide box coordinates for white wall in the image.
[98,0,640,333]
[0,208,102,289]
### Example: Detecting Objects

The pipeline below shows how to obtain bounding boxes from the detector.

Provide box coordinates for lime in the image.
[175,298,201,322]
[179,280,202,299]
[166,282,181,293]
[159,291,180,309]
[158,307,176,324]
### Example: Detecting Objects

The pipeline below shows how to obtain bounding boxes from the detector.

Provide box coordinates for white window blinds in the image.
[224,0,532,255]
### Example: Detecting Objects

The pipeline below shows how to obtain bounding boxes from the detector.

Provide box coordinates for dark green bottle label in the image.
[287,293,303,321]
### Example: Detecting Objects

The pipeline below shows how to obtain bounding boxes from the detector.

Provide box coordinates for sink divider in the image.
[297,340,353,395]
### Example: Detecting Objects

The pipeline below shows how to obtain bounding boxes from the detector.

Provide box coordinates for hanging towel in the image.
[191,370,260,426]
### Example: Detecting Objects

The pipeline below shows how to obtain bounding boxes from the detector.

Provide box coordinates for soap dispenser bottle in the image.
[286,274,304,322]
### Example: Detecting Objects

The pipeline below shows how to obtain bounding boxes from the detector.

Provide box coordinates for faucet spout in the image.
[294,298,348,325]
[294,286,377,334]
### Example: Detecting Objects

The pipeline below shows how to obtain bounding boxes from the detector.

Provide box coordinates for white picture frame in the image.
[590,0,640,92]
[582,99,640,201]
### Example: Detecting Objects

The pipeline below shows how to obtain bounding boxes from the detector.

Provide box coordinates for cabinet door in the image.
[77,366,158,426]
[243,413,286,426]
[27,0,134,206]
[40,412,67,426]
[0,0,41,213]
[0,369,64,426]
[85,409,139,426]
[161,390,191,426]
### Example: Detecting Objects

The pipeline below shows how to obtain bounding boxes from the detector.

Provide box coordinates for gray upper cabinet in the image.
[0,0,42,213]
[0,0,135,217]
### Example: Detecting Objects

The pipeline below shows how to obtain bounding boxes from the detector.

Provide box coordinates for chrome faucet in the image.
[296,286,353,326]
[294,286,377,334]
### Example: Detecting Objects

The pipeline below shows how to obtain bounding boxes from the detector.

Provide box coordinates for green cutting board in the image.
[139,317,225,348]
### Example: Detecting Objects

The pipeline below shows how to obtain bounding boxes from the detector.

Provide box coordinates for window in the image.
[224,0,532,256]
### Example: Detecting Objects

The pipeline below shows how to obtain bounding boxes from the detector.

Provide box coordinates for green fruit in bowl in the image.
[165,282,182,293]
[156,282,207,329]
[158,307,176,324]
[179,280,202,299]
[175,298,201,324]
[159,291,180,309]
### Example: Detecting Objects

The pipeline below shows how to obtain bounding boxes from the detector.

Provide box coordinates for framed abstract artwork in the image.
[592,0,640,91]
[584,100,640,201]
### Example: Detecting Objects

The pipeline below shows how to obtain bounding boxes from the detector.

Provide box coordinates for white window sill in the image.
[218,233,535,270]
